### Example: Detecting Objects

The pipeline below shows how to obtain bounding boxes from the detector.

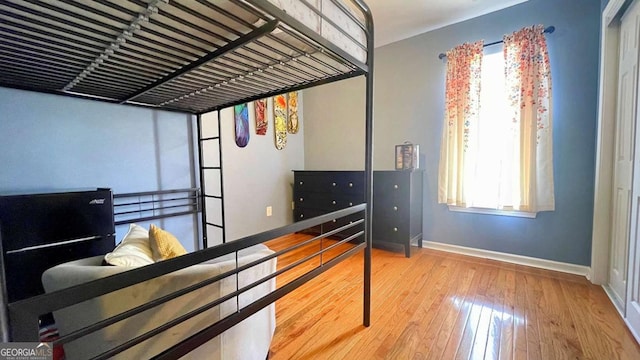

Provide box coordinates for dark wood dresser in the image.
[372,170,423,257]
[293,171,365,236]
[293,170,423,257]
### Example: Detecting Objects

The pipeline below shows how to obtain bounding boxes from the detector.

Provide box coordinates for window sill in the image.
[447,205,537,218]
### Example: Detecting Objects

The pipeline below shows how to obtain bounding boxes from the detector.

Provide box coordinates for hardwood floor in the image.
[264,234,640,359]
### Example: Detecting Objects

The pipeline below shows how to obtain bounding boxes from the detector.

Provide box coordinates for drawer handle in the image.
[393,227,398,232]
[299,181,304,185]
[394,184,398,189]
[393,206,398,211]
[349,182,353,187]
[300,214,304,219]
[332,182,336,186]
[349,202,353,206]
[300,197,304,202]
[332,219,337,223]
[332,200,336,205]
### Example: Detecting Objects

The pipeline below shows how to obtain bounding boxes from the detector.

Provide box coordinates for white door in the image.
[610,0,640,311]
[627,0,640,339]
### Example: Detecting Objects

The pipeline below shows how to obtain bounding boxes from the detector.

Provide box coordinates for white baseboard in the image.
[421,240,591,277]
[624,317,640,345]
[603,284,625,316]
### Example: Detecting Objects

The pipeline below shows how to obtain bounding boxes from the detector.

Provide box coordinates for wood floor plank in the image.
[517,272,542,360]
[390,258,474,358]
[420,260,476,360]
[513,269,528,360]
[497,266,515,360]
[541,275,583,359]
[483,264,505,360]
[304,253,430,356]
[374,256,457,358]
[470,265,500,360]
[561,278,640,360]
[344,252,435,357]
[331,251,436,359]
[527,273,556,359]
[436,259,482,360]
[266,234,640,360]
[454,262,495,360]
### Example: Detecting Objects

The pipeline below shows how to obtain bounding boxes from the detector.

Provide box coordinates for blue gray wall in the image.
[201,103,305,245]
[0,87,306,250]
[304,0,601,265]
[0,88,200,251]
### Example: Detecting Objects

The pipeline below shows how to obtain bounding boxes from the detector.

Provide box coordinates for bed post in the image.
[217,111,227,245]
[356,0,375,327]
[0,229,9,341]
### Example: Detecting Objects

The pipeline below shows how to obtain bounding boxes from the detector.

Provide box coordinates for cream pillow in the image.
[104,223,155,266]
[149,224,187,261]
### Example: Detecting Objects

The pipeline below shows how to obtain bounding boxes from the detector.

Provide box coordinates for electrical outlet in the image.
[266,206,272,217]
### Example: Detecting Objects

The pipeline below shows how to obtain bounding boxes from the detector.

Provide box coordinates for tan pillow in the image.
[149,224,187,261]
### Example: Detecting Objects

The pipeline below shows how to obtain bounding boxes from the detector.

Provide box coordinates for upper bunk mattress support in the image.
[121,19,279,104]
[195,68,363,114]
[0,0,370,114]
[246,0,368,72]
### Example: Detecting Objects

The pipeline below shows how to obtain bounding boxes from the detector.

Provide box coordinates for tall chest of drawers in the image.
[293,170,423,257]
[372,170,423,257]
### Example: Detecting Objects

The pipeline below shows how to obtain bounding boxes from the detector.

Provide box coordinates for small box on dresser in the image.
[372,170,423,257]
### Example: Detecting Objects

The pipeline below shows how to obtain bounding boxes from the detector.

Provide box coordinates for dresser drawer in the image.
[295,191,364,211]
[373,200,409,220]
[373,203,410,233]
[294,172,364,194]
[294,208,326,221]
[294,191,325,210]
[372,221,409,243]
[323,212,364,230]
[322,212,365,242]
[374,171,410,193]
[329,172,364,194]
[294,175,326,193]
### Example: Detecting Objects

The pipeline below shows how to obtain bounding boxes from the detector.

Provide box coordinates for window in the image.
[462,49,524,213]
[438,26,554,216]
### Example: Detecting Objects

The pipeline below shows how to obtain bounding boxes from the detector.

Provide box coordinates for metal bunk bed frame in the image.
[0,0,374,358]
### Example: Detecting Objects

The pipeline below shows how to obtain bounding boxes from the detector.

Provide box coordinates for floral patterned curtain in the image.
[504,25,554,211]
[438,41,484,206]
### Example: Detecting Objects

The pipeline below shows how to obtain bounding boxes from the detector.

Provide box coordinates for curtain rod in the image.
[437,25,555,60]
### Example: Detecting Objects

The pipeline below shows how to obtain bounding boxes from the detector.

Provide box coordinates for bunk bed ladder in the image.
[197,112,227,248]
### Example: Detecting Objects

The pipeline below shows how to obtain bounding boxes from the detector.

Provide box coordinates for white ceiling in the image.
[365,0,529,47]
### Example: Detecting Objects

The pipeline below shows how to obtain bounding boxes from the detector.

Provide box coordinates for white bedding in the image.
[268,0,367,63]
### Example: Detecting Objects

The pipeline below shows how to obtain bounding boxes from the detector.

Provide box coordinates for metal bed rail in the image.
[7,204,366,359]
[113,188,201,226]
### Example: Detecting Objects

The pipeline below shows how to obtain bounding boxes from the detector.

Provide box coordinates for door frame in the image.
[591,0,627,287]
